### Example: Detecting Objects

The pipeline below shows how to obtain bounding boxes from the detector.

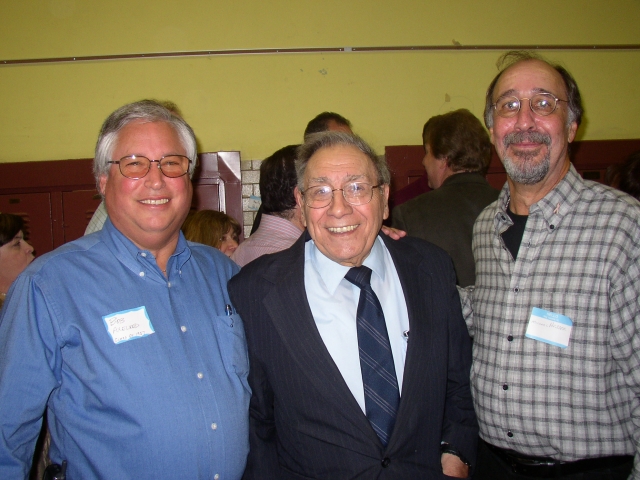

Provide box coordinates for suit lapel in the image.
[260,234,377,443]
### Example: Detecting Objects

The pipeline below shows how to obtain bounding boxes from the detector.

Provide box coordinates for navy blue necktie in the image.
[345,265,400,446]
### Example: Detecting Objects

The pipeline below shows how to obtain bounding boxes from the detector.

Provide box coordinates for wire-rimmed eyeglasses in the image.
[108,155,192,179]
[492,93,568,118]
[301,182,381,209]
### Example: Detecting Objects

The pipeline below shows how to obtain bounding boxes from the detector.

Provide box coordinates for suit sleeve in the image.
[441,268,479,468]
[228,275,281,480]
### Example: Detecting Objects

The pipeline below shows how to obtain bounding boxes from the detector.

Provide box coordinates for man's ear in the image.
[294,187,307,227]
[381,184,390,220]
[567,120,578,144]
[99,174,108,196]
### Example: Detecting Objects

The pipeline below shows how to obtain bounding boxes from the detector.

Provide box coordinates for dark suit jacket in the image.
[391,172,499,287]
[228,232,477,479]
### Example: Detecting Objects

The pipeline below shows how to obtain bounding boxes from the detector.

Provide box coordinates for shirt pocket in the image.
[213,313,250,378]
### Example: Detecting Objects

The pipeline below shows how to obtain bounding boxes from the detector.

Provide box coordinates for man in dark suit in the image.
[229,132,477,479]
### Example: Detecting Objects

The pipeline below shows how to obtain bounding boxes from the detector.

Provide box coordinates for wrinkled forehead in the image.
[494,59,567,100]
[305,145,377,185]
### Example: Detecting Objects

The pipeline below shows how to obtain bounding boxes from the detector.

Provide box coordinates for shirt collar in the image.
[309,234,386,295]
[494,163,585,232]
[101,217,192,279]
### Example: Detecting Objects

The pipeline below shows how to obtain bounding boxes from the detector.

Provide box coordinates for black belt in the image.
[483,440,633,478]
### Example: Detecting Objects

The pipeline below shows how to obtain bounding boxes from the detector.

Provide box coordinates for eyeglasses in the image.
[301,182,381,209]
[492,93,568,118]
[108,155,192,179]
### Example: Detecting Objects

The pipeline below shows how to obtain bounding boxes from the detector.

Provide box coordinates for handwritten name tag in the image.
[103,306,155,344]
[525,307,573,348]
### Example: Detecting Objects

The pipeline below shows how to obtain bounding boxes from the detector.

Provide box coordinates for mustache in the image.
[503,131,551,148]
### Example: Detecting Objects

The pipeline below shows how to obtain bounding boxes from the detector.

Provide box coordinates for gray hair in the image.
[93,100,197,188]
[483,51,583,130]
[295,132,390,190]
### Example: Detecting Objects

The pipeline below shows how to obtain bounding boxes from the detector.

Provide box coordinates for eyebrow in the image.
[307,174,369,186]
[495,87,558,100]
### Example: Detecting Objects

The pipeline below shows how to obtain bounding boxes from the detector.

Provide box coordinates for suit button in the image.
[381,457,391,468]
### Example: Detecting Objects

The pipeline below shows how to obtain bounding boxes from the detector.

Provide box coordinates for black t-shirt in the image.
[501,207,528,260]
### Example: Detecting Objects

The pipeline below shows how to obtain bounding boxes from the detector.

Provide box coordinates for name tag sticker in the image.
[525,307,573,348]
[103,306,155,344]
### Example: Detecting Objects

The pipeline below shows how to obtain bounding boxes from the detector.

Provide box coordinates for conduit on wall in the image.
[2,44,639,66]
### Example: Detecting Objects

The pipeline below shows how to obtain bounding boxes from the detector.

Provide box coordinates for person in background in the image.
[0,100,249,479]
[231,145,304,266]
[607,150,640,201]
[0,213,34,309]
[84,100,184,235]
[229,131,477,479]
[250,111,354,235]
[392,109,499,287]
[182,209,241,257]
[464,50,640,480]
[303,111,353,138]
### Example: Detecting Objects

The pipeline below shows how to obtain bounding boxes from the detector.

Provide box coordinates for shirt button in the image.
[167,282,171,288]
[141,252,147,257]
[197,372,203,379]
[211,423,218,430]
[507,431,514,437]
[214,475,219,479]
[139,272,145,277]
[550,224,555,230]
[381,457,390,468]
[503,384,508,390]
[514,287,519,293]
[181,326,187,332]
[507,335,513,342]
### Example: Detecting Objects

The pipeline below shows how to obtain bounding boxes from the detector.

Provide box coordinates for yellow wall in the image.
[1,1,639,163]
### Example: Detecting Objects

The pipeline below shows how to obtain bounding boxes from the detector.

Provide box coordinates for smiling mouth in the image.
[140,199,169,205]
[328,225,358,233]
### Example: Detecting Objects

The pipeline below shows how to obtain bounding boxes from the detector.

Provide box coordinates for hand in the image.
[380,225,406,240]
[441,453,469,478]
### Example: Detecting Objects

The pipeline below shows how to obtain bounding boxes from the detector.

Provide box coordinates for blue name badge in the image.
[525,307,573,348]
[103,306,155,344]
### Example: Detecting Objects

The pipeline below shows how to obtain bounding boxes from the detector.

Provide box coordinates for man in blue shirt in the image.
[0,100,250,479]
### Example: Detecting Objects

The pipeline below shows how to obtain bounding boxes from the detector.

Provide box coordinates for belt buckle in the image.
[506,453,559,478]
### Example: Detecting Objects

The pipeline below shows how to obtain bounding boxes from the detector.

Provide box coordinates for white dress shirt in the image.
[304,236,410,414]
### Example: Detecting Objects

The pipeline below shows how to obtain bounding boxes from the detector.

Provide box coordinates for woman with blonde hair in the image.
[182,209,241,257]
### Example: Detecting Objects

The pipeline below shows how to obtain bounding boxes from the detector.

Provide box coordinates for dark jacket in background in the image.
[392,172,499,287]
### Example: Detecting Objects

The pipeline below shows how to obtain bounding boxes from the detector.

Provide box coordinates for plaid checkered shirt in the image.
[461,164,640,476]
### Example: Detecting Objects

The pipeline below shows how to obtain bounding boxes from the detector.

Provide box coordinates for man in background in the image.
[249,111,353,234]
[0,100,250,478]
[392,109,499,287]
[465,51,640,479]
[231,145,304,266]
[303,111,353,138]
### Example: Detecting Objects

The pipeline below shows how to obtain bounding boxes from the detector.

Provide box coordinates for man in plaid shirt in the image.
[463,51,640,479]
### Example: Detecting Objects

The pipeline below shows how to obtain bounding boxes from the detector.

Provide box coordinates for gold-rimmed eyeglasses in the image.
[492,93,568,118]
[108,155,191,179]
[301,182,381,209]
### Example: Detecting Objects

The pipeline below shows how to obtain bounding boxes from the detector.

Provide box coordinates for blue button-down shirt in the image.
[0,219,250,479]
